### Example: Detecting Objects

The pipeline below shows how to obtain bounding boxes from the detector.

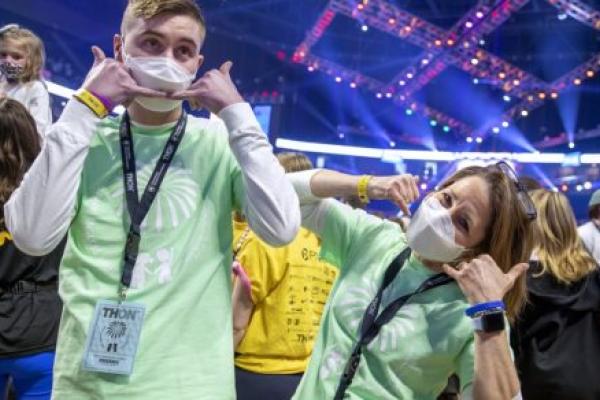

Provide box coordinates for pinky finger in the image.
[442,264,459,279]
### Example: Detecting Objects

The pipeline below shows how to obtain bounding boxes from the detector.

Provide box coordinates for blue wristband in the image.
[465,300,505,318]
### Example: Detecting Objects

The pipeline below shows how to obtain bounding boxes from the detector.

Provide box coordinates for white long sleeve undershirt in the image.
[4,99,300,256]
[287,169,336,236]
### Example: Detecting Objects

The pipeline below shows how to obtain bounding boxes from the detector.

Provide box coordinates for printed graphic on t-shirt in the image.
[319,345,345,380]
[336,276,422,352]
[286,249,337,345]
[110,161,199,232]
[130,247,175,289]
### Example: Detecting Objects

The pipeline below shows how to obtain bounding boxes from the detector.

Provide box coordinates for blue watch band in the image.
[465,300,505,318]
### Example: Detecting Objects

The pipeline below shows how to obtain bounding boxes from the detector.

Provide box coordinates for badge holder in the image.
[81,293,146,375]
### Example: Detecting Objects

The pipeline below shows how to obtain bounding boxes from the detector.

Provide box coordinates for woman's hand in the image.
[367,174,420,216]
[442,254,528,304]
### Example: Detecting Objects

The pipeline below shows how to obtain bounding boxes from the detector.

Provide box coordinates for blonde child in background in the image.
[0,24,52,136]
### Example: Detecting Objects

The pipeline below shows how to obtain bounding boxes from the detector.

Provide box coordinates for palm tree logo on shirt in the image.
[319,345,346,380]
[111,160,199,231]
[337,276,422,353]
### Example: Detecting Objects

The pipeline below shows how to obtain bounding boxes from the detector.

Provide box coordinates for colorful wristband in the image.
[465,300,505,318]
[73,88,109,118]
[88,89,113,113]
[357,175,372,204]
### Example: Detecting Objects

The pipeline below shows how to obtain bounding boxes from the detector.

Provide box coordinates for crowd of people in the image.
[0,1,598,399]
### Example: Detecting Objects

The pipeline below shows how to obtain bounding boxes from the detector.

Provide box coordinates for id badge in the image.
[82,300,146,375]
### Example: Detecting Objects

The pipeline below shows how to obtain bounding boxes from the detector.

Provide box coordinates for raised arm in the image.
[287,169,419,234]
[4,46,165,255]
[170,61,300,246]
[444,256,527,400]
[4,100,99,255]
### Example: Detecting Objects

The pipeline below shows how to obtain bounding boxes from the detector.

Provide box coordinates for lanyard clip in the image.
[118,285,128,304]
[125,230,141,263]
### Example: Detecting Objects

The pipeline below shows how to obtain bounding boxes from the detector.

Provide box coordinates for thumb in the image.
[219,61,233,76]
[506,262,529,285]
[91,46,106,66]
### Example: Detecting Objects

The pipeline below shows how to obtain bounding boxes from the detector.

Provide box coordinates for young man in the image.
[579,189,600,265]
[4,1,299,399]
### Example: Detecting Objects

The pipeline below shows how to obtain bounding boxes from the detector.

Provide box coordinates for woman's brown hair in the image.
[0,97,41,230]
[530,189,596,284]
[0,24,46,83]
[438,165,534,321]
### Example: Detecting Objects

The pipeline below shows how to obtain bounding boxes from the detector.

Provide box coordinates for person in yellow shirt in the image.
[232,152,338,400]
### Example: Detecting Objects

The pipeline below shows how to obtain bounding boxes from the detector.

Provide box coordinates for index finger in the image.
[390,187,410,216]
[168,89,196,100]
[410,176,420,200]
[124,84,168,98]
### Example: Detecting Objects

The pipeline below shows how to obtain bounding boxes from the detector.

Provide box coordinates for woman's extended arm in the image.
[444,255,527,400]
[288,169,419,232]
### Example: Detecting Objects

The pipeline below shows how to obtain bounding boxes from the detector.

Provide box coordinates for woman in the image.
[232,152,338,400]
[512,189,600,400]
[0,97,66,399]
[288,163,534,399]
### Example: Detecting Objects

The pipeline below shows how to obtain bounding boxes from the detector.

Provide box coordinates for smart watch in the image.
[471,310,505,332]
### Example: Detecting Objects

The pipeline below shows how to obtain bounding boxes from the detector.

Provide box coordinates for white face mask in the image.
[124,52,195,112]
[406,196,465,263]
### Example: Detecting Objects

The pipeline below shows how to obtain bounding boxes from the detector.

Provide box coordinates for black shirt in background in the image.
[511,261,600,400]
[0,231,66,358]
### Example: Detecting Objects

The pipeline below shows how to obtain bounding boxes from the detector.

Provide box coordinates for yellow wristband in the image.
[73,89,108,118]
[357,175,372,204]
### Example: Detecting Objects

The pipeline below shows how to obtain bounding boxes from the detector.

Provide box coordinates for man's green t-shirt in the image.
[52,116,244,399]
[293,201,475,400]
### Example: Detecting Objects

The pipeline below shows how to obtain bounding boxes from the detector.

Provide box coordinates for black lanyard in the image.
[118,111,187,298]
[333,247,454,400]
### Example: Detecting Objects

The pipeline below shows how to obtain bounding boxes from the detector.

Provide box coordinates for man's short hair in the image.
[121,0,206,34]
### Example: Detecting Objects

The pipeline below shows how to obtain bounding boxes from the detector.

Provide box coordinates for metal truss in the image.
[546,0,600,30]
[293,0,600,143]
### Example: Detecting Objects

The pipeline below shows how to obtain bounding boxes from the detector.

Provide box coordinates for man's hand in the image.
[169,61,244,115]
[81,46,166,108]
